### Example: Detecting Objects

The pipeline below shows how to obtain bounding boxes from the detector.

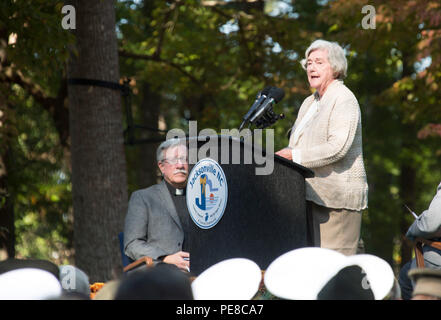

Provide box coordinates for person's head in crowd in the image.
[157,139,188,189]
[59,265,90,297]
[114,263,193,300]
[317,265,374,300]
[0,268,62,299]
[409,268,441,300]
[300,39,347,97]
[0,258,60,280]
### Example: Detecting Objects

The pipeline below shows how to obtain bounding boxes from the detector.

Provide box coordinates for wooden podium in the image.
[183,135,314,275]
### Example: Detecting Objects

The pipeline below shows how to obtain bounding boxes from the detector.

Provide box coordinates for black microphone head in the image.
[261,86,273,95]
[269,87,285,103]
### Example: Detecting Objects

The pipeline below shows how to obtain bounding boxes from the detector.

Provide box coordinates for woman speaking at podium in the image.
[276,39,368,256]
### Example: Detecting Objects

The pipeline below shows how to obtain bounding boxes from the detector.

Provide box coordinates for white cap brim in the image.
[264,247,347,300]
[192,258,262,300]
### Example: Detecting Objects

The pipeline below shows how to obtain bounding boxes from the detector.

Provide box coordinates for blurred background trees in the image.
[0,0,440,280]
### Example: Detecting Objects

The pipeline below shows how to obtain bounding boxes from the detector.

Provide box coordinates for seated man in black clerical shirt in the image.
[124,138,190,272]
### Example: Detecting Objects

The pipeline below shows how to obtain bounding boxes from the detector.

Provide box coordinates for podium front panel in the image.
[184,136,310,275]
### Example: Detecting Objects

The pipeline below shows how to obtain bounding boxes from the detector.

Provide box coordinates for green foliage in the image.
[0,0,74,92]
[5,88,72,263]
[1,0,73,262]
[10,86,72,261]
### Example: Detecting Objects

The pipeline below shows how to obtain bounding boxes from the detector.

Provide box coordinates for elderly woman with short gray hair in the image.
[276,39,368,256]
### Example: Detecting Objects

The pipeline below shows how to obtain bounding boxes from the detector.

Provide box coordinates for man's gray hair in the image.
[300,39,348,79]
[156,138,187,162]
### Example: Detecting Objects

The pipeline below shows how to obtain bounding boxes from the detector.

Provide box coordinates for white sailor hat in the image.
[264,247,394,300]
[191,258,262,300]
[0,268,62,300]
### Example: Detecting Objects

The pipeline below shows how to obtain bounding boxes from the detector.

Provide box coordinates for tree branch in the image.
[2,68,69,147]
[118,49,201,85]
[154,0,184,59]
[201,0,261,6]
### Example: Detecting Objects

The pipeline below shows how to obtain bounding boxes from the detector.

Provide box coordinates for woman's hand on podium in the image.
[275,148,293,161]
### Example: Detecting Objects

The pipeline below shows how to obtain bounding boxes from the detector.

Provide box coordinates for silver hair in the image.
[156,138,187,162]
[300,39,348,79]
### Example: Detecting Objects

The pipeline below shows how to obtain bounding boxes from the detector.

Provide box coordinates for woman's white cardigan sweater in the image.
[288,80,368,211]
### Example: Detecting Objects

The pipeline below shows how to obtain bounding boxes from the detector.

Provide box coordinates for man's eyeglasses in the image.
[162,157,187,165]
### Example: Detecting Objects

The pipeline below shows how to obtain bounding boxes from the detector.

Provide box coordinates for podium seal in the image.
[186,158,228,229]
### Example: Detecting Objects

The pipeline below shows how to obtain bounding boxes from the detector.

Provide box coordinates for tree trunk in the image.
[0,140,15,260]
[0,16,14,260]
[67,0,128,282]
[137,82,161,189]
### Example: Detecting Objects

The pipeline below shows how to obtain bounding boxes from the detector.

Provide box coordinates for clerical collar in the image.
[165,181,186,196]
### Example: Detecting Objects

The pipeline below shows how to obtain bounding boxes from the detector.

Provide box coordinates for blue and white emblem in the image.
[186,158,228,229]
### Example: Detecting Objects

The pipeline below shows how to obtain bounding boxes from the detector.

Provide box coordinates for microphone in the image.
[249,87,285,125]
[239,86,273,131]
